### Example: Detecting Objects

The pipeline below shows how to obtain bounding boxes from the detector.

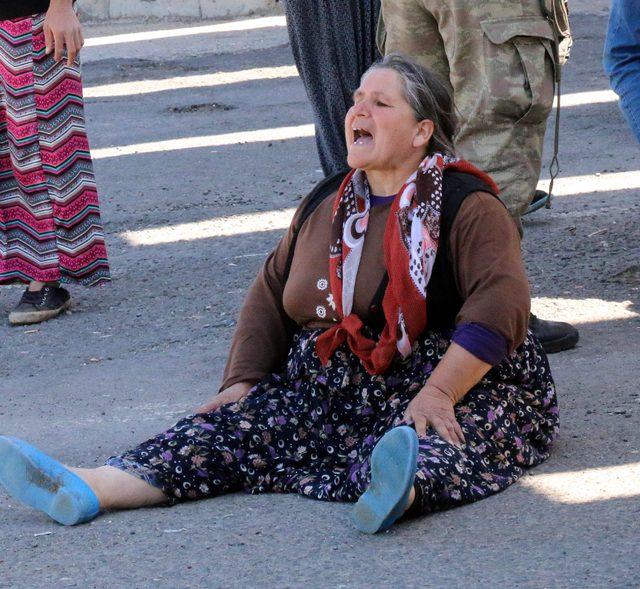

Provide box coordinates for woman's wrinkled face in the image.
[345,68,432,174]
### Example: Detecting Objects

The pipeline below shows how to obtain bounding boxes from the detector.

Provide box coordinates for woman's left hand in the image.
[43,0,84,66]
[403,384,465,447]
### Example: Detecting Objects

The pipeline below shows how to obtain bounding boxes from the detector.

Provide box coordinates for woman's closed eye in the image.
[349,96,390,107]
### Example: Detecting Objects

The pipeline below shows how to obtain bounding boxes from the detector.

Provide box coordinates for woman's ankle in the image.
[401,484,424,520]
[27,280,59,292]
[69,466,108,509]
[71,465,168,511]
[405,486,416,511]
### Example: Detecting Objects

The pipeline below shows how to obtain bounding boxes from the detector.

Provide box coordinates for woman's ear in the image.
[412,119,435,149]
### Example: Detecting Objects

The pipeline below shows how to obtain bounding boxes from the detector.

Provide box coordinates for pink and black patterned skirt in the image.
[0,14,109,286]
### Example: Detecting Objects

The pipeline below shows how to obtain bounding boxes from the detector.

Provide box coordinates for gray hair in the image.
[364,53,457,155]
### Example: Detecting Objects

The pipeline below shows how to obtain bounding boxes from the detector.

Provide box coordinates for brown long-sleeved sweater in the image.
[221,189,530,390]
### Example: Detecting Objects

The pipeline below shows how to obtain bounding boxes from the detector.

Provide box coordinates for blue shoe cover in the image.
[352,426,419,533]
[0,436,100,525]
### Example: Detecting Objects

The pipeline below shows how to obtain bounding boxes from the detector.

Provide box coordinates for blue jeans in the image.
[604,0,640,142]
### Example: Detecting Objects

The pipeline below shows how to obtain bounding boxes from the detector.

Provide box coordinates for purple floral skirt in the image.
[107,329,558,514]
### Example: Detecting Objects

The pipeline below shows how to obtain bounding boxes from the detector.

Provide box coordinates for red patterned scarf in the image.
[315,153,498,374]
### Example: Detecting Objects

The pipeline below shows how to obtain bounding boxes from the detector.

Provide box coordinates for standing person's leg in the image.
[382,0,555,219]
[0,18,66,318]
[0,14,109,325]
[0,19,61,290]
[284,0,380,176]
[604,0,640,142]
[384,0,554,217]
[433,0,556,221]
[439,0,578,351]
[30,12,110,288]
[378,0,451,87]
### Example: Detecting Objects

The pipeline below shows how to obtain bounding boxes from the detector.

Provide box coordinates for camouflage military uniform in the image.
[379,0,556,219]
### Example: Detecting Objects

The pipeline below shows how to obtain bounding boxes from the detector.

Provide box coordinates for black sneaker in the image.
[8,286,72,326]
[530,313,579,353]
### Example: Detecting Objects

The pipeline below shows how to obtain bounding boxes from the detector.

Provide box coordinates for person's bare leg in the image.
[69,466,168,510]
[405,486,416,512]
[28,280,47,292]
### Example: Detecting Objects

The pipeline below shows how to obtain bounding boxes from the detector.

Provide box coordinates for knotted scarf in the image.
[315,153,499,375]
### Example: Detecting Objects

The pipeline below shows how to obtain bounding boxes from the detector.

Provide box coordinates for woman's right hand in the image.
[44,0,84,66]
[195,381,254,414]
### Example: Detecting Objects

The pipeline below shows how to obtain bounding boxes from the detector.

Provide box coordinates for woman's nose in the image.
[352,101,369,117]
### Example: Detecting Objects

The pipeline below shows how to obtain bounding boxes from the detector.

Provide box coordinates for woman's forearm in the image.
[426,341,492,403]
[403,341,489,445]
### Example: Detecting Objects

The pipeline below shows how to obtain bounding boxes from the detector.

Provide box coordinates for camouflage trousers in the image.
[379,0,557,219]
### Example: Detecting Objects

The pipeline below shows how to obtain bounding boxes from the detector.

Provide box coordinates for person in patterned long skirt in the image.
[0,0,109,325]
[0,56,558,534]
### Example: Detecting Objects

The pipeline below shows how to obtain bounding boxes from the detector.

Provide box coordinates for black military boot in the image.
[530,313,579,353]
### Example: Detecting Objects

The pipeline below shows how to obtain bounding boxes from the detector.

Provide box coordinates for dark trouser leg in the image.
[107,413,248,502]
[283,0,381,175]
[411,434,525,514]
[106,383,316,502]
[410,365,557,514]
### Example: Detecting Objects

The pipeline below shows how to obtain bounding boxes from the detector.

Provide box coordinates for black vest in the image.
[284,169,498,333]
[426,170,498,330]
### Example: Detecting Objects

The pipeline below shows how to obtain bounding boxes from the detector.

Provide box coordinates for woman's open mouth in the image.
[353,128,374,146]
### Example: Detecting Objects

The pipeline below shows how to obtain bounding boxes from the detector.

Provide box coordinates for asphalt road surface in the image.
[1,4,639,588]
